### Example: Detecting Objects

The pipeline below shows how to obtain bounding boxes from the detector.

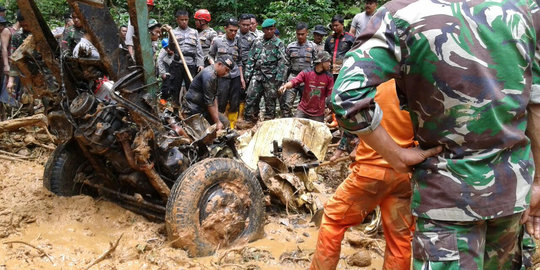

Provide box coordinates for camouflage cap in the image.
[148,18,161,29]
[216,55,236,70]
[314,51,331,64]
[261,18,276,28]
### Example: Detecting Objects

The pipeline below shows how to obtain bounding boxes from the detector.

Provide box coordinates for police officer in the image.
[183,55,235,131]
[194,9,217,65]
[240,18,287,125]
[208,18,243,129]
[170,9,204,105]
[236,14,258,121]
[281,22,316,117]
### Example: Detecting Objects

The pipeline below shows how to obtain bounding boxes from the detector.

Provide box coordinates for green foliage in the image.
[2,0,389,41]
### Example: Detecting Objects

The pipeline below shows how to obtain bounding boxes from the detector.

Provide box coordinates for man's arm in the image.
[357,125,442,172]
[207,39,217,65]
[522,104,540,238]
[1,28,10,75]
[521,0,540,239]
[350,14,359,36]
[195,31,204,71]
[207,99,223,130]
[156,49,168,79]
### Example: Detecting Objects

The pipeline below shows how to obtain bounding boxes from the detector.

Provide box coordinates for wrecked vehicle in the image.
[14,0,266,257]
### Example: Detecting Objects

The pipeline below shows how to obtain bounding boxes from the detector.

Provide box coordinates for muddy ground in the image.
[0,146,387,270]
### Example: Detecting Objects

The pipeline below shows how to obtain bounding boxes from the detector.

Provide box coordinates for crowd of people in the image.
[0,0,539,269]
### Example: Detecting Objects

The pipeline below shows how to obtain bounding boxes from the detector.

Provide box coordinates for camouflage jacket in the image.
[199,27,217,59]
[173,26,204,67]
[237,30,257,67]
[61,25,84,55]
[331,0,540,221]
[208,35,242,78]
[244,35,287,83]
[286,40,316,76]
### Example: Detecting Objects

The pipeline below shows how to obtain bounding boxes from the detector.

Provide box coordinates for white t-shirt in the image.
[351,12,372,37]
[73,37,100,59]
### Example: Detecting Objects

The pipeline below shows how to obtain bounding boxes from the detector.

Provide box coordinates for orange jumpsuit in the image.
[310,80,415,270]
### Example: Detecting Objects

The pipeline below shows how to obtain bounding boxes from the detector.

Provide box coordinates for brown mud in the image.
[0,150,388,269]
[2,148,538,269]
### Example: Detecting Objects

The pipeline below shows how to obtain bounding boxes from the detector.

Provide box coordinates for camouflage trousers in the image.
[278,86,299,118]
[244,79,280,122]
[413,213,535,269]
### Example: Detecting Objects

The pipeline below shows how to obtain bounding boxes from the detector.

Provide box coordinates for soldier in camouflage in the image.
[281,22,316,117]
[194,9,217,66]
[208,18,243,128]
[61,11,85,56]
[241,18,287,123]
[322,0,540,269]
[169,10,204,105]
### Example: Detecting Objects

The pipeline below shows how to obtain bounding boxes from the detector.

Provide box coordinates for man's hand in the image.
[278,85,286,95]
[3,65,9,75]
[241,77,246,90]
[391,146,442,173]
[6,80,15,97]
[216,121,224,131]
[198,66,204,73]
[522,180,540,239]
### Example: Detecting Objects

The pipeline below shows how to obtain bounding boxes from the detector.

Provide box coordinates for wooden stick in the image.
[0,114,48,133]
[30,141,56,150]
[0,154,28,162]
[161,25,193,82]
[85,233,123,270]
[319,156,352,167]
[0,149,33,159]
[327,143,339,148]
[3,240,53,263]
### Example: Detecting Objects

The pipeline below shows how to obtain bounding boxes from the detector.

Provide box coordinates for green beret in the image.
[261,18,276,28]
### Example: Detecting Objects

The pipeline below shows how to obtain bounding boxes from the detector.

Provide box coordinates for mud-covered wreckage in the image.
[12,0,332,257]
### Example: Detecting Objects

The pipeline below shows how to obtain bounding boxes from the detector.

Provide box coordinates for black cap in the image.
[0,6,6,12]
[216,55,235,70]
[0,16,8,24]
[313,25,328,35]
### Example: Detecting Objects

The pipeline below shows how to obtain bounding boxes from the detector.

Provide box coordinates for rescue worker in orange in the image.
[310,79,415,270]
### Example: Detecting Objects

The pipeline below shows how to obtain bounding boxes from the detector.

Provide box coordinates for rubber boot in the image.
[227,112,238,129]
[238,102,245,121]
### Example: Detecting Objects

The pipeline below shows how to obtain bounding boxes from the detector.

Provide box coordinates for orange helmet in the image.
[147,0,154,6]
[194,9,211,22]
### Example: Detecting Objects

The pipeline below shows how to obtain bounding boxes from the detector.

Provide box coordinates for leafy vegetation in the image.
[2,0,389,42]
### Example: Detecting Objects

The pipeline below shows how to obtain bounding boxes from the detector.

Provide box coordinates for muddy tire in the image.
[43,141,93,196]
[166,158,265,257]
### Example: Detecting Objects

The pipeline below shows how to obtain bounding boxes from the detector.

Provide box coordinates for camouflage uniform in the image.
[208,35,242,112]
[198,27,217,65]
[243,35,287,121]
[281,40,316,117]
[61,25,84,56]
[330,0,540,269]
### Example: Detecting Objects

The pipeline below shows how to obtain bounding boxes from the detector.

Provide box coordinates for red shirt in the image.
[290,69,334,116]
